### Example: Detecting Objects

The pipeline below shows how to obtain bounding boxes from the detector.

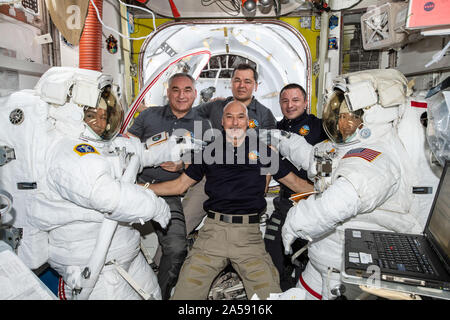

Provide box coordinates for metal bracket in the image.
[0,146,16,166]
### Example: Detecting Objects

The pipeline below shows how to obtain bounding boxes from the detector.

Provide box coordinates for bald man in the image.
[148,100,313,299]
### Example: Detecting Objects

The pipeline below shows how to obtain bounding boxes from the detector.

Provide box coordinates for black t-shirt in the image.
[277,112,327,196]
[185,134,291,215]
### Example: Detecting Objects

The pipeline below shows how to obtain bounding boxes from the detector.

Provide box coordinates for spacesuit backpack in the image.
[0,89,51,269]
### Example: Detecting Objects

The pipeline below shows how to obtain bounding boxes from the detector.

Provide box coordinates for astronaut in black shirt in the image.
[148,100,310,299]
[264,83,327,291]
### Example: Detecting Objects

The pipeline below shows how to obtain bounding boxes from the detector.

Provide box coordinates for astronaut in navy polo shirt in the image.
[264,83,327,291]
[147,100,310,300]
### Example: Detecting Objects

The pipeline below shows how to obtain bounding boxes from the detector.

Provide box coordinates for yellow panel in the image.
[280,17,320,116]
[131,18,172,98]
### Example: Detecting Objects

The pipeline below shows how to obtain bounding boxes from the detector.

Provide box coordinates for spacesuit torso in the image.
[31,133,133,269]
[29,126,164,299]
[304,128,423,271]
[0,67,181,300]
[277,69,443,300]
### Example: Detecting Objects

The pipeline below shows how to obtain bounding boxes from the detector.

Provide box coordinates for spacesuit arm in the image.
[280,133,313,171]
[142,133,206,167]
[283,177,360,243]
[283,153,401,243]
[104,177,170,228]
[48,150,170,226]
[259,129,313,171]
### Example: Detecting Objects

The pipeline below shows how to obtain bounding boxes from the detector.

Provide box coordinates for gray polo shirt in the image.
[128,105,212,183]
[193,96,277,130]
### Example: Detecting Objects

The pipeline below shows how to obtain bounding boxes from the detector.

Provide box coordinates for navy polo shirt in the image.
[194,96,277,130]
[128,105,212,183]
[277,112,327,196]
[185,134,291,215]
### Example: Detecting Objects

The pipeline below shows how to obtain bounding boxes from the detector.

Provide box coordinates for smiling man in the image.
[194,63,276,131]
[264,83,327,291]
[148,100,312,300]
[183,64,278,240]
[126,73,212,300]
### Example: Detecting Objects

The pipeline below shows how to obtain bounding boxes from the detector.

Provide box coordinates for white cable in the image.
[111,260,154,300]
[290,242,309,265]
[139,239,154,265]
[425,41,450,68]
[326,267,332,298]
[89,0,157,41]
[117,0,156,32]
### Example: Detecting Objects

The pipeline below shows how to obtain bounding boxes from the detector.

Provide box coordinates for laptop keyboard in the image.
[373,233,435,275]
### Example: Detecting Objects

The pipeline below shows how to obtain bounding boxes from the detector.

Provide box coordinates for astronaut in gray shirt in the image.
[127,73,211,300]
[194,63,277,131]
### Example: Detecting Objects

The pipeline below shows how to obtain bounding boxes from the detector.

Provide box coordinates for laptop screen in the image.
[426,160,450,266]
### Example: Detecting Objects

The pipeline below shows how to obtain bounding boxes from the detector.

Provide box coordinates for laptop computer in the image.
[344,160,450,291]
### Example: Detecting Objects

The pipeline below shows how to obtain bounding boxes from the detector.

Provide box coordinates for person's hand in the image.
[210,96,225,102]
[160,160,184,172]
[258,129,291,148]
[137,102,148,113]
[152,197,171,229]
[172,135,207,155]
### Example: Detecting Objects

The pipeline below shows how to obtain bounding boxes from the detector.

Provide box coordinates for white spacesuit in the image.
[0,67,202,300]
[271,69,439,300]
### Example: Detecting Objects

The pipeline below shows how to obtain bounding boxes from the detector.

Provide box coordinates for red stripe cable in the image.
[299,274,322,300]
[168,0,180,18]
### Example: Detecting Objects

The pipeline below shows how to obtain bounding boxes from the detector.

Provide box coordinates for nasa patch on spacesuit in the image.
[73,143,100,157]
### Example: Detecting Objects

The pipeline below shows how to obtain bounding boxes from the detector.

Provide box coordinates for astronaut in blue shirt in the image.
[264,83,327,290]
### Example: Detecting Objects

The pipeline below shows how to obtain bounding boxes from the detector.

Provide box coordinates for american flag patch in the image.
[342,148,381,162]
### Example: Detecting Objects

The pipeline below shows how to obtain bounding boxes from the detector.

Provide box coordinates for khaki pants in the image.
[171,216,281,300]
[182,177,208,235]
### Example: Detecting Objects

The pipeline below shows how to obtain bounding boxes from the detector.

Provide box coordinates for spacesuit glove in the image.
[151,197,171,229]
[258,129,291,149]
[113,135,144,156]
[259,129,312,171]
[282,207,313,255]
[307,147,318,180]
[111,135,146,172]
[282,230,295,255]
[143,133,206,167]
